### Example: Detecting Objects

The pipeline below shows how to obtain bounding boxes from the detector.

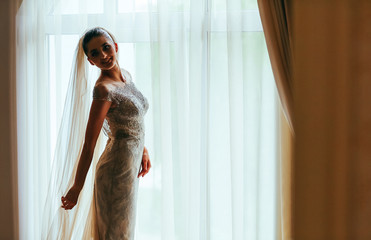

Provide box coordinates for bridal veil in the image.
[41,28,116,239]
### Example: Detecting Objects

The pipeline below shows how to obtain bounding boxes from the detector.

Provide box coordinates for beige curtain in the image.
[276,106,293,240]
[0,0,19,238]
[258,1,293,240]
[292,1,371,239]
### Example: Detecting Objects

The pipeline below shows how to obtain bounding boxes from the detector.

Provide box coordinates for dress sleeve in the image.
[92,85,113,102]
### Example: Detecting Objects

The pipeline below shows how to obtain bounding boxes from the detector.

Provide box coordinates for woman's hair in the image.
[82,27,116,56]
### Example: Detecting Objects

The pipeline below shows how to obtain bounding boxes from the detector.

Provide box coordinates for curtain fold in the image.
[277,105,293,240]
[257,1,294,239]
[257,0,294,133]
[17,0,280,239]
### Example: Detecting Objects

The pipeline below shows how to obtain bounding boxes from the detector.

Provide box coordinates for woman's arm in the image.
[73,99,112,190]
[61,88,112,210]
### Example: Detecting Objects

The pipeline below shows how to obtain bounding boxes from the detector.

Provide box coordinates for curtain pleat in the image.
[257,0,293,133]
[257,1,294,240]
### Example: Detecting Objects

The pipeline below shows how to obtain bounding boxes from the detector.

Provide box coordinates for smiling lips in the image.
[102,57,113,65]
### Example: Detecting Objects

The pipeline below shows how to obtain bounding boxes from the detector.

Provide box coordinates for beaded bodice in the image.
[92,69,149,140]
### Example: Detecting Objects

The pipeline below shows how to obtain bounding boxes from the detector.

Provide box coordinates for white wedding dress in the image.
[90,68,149,239]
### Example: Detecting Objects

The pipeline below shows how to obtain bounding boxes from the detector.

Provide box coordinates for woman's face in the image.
[86,35,118,70]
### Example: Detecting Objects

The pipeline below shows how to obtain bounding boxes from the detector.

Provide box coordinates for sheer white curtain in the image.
[16,0,278,239]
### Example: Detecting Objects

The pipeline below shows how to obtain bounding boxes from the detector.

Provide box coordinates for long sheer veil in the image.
[41,31,109,239]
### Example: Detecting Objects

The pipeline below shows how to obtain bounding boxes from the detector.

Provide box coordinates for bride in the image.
[42,27,151,240]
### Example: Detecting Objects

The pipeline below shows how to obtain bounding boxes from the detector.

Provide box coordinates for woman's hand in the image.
[61,185,82,210]
[138,149,151,178]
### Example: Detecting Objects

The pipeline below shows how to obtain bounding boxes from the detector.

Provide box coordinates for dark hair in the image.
[82,27,116,56]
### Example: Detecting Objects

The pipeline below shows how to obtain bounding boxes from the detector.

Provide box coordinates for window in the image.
[17,0,278,239]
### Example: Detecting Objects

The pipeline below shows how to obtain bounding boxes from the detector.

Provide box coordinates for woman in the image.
[49,27,150,239]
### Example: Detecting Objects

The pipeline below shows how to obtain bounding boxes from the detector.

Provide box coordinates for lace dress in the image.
[91,69,149,240]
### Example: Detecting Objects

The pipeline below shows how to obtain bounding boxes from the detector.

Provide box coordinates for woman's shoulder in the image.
[93,83,110,93]
[93,75,120,101]
[92,83,113,101]
[93,76,116,92]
